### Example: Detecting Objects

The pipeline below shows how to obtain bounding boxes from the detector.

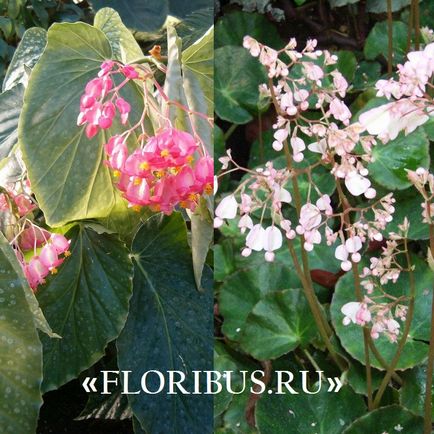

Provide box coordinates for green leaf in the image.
[37,224,133,392]
[0,233,42,434]
[94,7,143,63]
[182,27,213,153]
[2,27,47,92]
[219,262,300,341]
[328,0,359,7]
[256,386,366,434]
[364,21,408,65]
[331,255,433,370]
[367,0,411,13]
[347,361,382,395]
[343,405,424,433]
[352,61,381,92]
[334,50,357,82]
[369,128,429,190]
[239,289,317,360]
[215,46,268,124]
[168,0,211,20]
[189,206,213,291]
[215,11,282,49]
[19,22,145,227]
[0,84,23,160]
[117,213,213,433]
[400,365,434,418]
[90,0,169,32]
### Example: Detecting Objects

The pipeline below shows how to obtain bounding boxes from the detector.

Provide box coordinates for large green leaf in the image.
[182,26,213,152]
[256,386,366,434]
[219,262,299,342]
[368,128,429,190]
[117,213,213,434]
[94,7,143,63]
[343,405,424,434]
[331,256,433,369]
[400,365,434,418]
[364,21,408,65]
[0,234,42,434]
[367,0,411,13]
[0,84,23,160]
[215,46,268,125]
[91,0,211,32]
[19,22,145,227]
[90,0,168,32]
[2,27,47,92]
[215,11,282,49]
[37,225,133,392]
[239,289,317,360]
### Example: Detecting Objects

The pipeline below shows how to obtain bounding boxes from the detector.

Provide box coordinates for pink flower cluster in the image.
[360,43,434,143]
[77,60,136,138]
[22,234,71,290]
[104,128,213,214]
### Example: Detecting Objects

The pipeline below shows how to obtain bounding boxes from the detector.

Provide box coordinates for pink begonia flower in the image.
[308,138,327,157]
[245,224,266,253]
[214,195,238,228]
[331,71,348,97]
[50,234,71,255]
[297,203,322,232]
[240,193,252,214]
[98,60,114,77]
[238,214,253,234]
[341,302,371,326]
[280,91,298,116]
[280,219,296,239]
[359,100,429,143]
[344,171,371,197]
[263,226,283,262]
[303,62,324,82]
[40,244,64,273]
[125,177,151,206]
[19,227,50,251]
[316,194,332,215]
[115,97,131,124]
[273,128,288,151]
[243,36,261,57]
[121,65,139,79]
[335,244,352,271]
[26,257,49,289]
[328,98,351,125]
[303,229,321,251]
[290,137,305,162]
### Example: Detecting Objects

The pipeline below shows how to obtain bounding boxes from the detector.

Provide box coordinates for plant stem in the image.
[406,0,414,53]
[372,239,416,408]
[387,0,393,76]
[335,179,373,408]
[423,223,434,434]
[223,124,238,142]
[258,113,264,164]
[414,0,420,50]
[267,77,345,370]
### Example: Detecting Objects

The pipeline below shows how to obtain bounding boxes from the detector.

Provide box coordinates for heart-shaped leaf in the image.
[19,22,147,227]
[219,262,299,341]
[0,234,42,434]
[368,128,429,190]
[117,213,213,434]
[215,46,268,124]
[342,405,424,433]
[2,27,47,92]
[256,386,366,434]
[37,224,133,392]
[239,289,318,360]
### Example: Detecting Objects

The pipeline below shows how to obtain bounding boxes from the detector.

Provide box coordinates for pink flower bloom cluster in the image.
[22,234,71,290]
[360,43,434,143]
[214,158,292,262]
[406,167,434,223]
[104,128,213,214]
[341,299,405,342]
[77,60,135,138]
[79,60,214,214]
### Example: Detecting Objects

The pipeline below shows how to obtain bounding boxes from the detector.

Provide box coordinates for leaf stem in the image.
[387,0,393,76]
[423,223,434,433]
[372,238,416,408]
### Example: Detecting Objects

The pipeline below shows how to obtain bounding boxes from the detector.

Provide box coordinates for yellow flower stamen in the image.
[139,162,149,170]
[160,149,170,158]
